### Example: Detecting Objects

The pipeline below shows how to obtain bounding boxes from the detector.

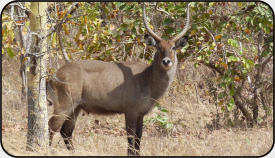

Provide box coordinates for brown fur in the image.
[48,3,190,156]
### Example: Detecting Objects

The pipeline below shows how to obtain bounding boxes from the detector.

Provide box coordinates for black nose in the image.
[162,58,171,66]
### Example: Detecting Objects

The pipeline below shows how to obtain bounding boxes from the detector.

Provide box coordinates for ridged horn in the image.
[172,3,190,42]
[143,3,162,41]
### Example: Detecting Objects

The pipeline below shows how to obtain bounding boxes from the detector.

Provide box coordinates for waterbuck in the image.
[47,3,190,156]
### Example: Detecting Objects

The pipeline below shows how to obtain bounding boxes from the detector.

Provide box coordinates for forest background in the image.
[1,2,274,156]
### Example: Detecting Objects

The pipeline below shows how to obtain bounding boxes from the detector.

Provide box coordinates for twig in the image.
[222,45,227,65]
[132,44,136,58]
[42,2,79,39]
[113,41,136,44]
[147,2,157,6]
[196,46,224,74]
[204,26,217,51]
[57,31,70,63]
[27,51,48,57]
[45,8,56,24]
[122,44,126,60]
[143,45,147,59]
[156,7,175,20]
[197,46,207,54]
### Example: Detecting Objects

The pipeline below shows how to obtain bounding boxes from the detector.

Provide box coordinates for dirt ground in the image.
[1,57,274,156]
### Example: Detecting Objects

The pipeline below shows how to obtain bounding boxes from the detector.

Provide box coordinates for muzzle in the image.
[161,57,173,69]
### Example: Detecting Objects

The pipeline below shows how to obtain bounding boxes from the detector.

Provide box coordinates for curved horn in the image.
[143,3,162,41]
[172,3,191,42]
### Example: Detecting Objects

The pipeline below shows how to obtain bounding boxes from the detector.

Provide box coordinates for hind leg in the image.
[60,106,81,150]
[48,112,69,146]
[49,128,54,146]
[48,104,76,146]
[48,80,82,148]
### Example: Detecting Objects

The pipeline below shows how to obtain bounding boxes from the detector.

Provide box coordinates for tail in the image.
[46,80,57,106]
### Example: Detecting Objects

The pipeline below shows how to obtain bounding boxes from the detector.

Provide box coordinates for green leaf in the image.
[219,82,226,90]
[130,34,136,39]
[160,108,168,113]
[165,122,173,129]
[228,56,240,62]
[209,2,215,7]
[245,16,250,22]
[247,59,254,67]
[225,76,232,83]
[197,55,202,61]
[148,58,153,64]
[115,2,124,7]
[227,98,235,111]
[198,36,204,41]
[120,23,128,31]
[242,69,248,75]
[230,86,235,96]
[156,116,166,123]
[227,39,239,48]
[119,3,127,10]
[7,47,16,58]
[237,2,243,7]
[165,27,174,35]
[163,18,174,25]
[242,58,254,70]
[259,23,263,28]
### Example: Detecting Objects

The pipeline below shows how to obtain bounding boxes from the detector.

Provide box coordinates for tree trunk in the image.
[26,2,49,151]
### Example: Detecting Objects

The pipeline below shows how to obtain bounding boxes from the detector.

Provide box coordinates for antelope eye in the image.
[172,46,176,50]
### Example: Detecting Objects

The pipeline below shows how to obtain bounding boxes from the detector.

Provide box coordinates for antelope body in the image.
[48,3,190,156]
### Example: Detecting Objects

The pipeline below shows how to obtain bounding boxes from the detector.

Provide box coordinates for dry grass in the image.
[1,57,273,156]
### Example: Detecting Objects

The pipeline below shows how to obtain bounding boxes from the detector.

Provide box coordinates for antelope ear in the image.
[175,36,188,49]
[144,34,156,46]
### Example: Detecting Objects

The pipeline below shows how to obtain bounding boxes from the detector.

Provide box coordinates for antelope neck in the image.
[141,56,177,100]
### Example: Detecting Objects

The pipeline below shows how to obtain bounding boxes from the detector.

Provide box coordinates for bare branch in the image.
[261,54,273,69]
[155,7,175,20]
[57,31,70,63]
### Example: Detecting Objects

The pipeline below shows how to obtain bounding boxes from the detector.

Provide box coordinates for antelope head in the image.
[143,3,190,70]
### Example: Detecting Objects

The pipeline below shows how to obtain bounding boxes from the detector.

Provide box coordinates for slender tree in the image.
[26,2,49,151]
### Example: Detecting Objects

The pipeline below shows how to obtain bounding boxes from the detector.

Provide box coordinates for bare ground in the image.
[1,58,273,156]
